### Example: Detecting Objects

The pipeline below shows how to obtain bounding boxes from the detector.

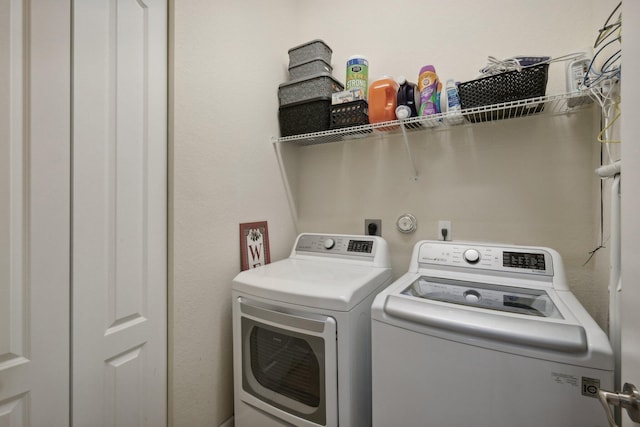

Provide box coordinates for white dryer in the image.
[232,233,392,427]
[371,240,614,427]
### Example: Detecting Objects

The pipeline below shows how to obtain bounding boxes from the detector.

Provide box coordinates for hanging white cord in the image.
[478,52,590,78]
[479,56,522,76]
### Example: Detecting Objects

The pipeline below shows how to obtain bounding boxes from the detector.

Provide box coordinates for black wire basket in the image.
[330,100,369,129]
[458,60,549,123]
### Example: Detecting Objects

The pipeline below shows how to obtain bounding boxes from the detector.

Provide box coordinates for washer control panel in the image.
[295,234,376,257]
[417,241,553,276]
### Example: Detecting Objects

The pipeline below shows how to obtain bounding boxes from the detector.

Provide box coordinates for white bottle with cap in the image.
[444,79,464,125]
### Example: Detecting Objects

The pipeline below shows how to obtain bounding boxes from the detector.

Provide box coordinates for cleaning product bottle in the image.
[444,79,464,124]
[395,76,420,119]
[418,65,439,116]
[368,76,400,129]
[346,55,369,100]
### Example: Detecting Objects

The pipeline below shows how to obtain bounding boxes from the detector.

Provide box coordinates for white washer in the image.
[232,233,392,427]
[371,240,614,427]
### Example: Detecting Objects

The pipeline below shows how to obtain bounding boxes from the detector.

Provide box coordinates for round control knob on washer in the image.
[324,238,335,250]
[464,249,480,264]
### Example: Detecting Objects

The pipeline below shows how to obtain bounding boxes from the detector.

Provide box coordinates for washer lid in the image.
[380,275,587,354]
[232,258,392,311]
[383,293,588,353]
[403,276,563,319]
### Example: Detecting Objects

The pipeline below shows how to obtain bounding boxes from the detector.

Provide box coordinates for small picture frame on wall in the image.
[239,221,271,271]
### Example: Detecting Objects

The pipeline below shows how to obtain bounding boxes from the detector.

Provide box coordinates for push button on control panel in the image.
[463,290,481,303]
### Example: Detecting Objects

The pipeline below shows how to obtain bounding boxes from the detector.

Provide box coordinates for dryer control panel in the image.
[294,234,378,258]
[417,241,554,276]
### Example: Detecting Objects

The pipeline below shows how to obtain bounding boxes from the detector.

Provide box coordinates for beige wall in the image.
[285,0,616,324]
[170,1,298,425]
[171,0,619,425]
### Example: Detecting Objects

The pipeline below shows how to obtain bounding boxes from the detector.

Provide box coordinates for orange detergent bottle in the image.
[368,76,400,129]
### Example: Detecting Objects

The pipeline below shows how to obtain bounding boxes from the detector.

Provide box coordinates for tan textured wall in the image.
[280,0,618,328]
[170,1,297,425]
[170,0,619,425]
[286,111,608,324]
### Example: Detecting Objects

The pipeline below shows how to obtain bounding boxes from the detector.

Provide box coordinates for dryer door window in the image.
[249,325,321,407]
[238,299,338,427]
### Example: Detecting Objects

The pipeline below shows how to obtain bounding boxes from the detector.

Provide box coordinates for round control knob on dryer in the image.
[324,238,335,250]
[464,249,480,264]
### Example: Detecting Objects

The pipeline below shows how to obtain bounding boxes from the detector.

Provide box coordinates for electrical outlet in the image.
[365,219,382,236]
[438,220,451,241]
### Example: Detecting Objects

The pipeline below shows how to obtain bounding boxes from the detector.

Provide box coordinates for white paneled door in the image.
[72,0,167,426]
[620,3,640,426]
[0,0,71,425]
[1,0,166,426]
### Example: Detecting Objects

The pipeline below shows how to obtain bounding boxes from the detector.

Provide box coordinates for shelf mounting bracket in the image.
[399,120,419,181]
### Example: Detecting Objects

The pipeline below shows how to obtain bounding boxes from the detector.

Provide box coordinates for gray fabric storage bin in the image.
[288,39,332,68]
[278,72,344,106]
[288,58,333,80]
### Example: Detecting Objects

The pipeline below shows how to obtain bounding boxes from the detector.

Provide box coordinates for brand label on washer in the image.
[581,377,601,398]
[552,372,579,388]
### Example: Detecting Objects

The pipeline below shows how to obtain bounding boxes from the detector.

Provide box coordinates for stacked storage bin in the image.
[278,40,344,137]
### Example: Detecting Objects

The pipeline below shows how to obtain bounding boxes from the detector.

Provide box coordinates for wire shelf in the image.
[273,91,594,146]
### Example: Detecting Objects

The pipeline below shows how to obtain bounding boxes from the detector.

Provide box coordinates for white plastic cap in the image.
[395,105,411,120]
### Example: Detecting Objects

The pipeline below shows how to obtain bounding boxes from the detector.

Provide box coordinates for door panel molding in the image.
[0,0,28,368]
[72,1,167,425]
[1,0,71,425]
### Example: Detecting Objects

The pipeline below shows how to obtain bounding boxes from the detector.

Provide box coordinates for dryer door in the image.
[236,297,338,427]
